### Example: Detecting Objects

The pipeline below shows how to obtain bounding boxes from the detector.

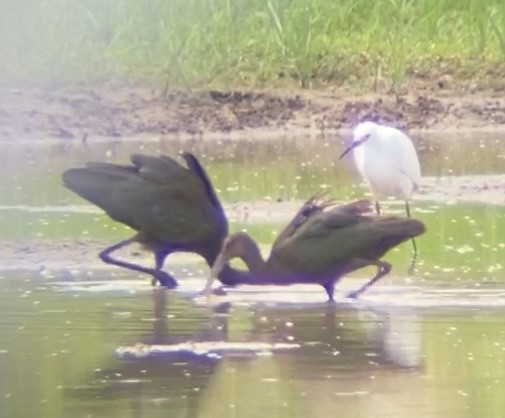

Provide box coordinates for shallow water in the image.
[1,132,505,417]
[3,276,505,418]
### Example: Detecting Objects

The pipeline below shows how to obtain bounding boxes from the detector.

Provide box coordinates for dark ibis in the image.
[63,152,248,287]
[205,196,426,301]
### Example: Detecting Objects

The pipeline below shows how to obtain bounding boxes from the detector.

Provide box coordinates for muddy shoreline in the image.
[3,85,505,141]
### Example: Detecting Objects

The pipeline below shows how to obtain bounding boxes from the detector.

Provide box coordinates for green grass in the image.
[2,0,505,89]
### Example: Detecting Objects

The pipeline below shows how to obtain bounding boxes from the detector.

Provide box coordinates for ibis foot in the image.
[154,271,178,288]
[193,286,228,299]
[212,286,228,296]
[346,290,361,299]
[346,260,392,299]
[322,283,335,303]
[213,301,232,314]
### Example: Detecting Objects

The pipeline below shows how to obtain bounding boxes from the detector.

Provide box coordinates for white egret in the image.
[339,121,421,258]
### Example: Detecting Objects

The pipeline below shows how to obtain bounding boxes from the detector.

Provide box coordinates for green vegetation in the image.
[2,0,505,89]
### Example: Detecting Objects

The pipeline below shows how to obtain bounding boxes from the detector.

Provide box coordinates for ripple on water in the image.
[49,278,505,311]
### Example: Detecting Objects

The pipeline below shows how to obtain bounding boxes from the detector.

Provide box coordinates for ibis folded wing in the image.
[271,209,425,276]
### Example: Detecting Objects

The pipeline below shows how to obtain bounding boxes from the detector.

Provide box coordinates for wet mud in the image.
[2,85,505,141]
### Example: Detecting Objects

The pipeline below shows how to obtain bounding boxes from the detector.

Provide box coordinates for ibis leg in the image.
[153,247,178,287]
[347,260,392,299]
[322,282,335,303]
[99,238,177,288]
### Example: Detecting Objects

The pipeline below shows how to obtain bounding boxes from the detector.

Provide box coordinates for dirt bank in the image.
[2,84,505,141]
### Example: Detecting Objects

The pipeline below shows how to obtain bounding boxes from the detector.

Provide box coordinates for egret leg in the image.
[99,238,177,288]
[405,200,419,271]
[404,200,411,218]
[347,260,392,299]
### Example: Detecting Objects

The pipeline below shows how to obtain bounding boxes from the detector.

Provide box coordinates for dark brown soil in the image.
[2,84,505,141]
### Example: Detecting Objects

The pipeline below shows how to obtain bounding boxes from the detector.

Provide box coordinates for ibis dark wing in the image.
[272,198,374,252]
[271,195,325,252]
[271,207,425,276]
[63,154,221,245]
[181,152,228,238]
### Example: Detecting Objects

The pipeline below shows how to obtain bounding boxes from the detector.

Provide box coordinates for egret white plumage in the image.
[339,121,421,258]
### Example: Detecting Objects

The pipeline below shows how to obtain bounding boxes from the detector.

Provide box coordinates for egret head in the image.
[339,121,378,159]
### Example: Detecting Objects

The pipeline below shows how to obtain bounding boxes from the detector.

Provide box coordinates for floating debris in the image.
[116,341,301,360]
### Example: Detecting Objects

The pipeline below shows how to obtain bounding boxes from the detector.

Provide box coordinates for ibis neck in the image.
[218,263,252,286]
[208,233,269,287]
[201,241,255,286]
[239,234,268,274]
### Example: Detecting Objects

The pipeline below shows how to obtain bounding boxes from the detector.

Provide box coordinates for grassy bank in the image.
[2,0,505,90]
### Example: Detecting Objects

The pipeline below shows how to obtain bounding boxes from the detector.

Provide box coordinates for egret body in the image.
[340,121,421,257]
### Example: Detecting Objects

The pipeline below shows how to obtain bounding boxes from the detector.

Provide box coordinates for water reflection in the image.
[64,288,424,418]
[0,131,505,206]
[367,312,421,368]
[0,274,505,417]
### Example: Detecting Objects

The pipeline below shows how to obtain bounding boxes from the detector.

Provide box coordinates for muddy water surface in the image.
[1,132,505,418]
